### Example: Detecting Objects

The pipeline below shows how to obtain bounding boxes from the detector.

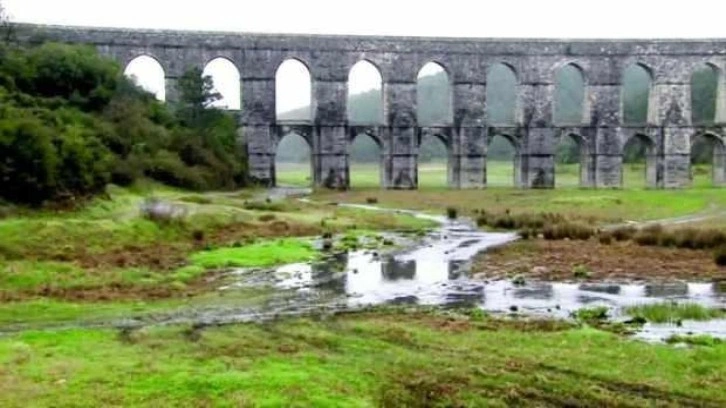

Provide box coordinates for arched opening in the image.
[202,58,241,110]
[691,65,719,124]
[347,61,383,124]
[486,63,518,125]
[554,63,585,125]
[275,132,312,186]
[622,134,656,188]
[124,55,165,101]
[349,133,382,188]
[691,133,726,187]
[418,133,449,188]
[487,135,518,187]
[276,59,312,122]
[416,62,452,126]
[622,64,652,124]
[555,134,585,187]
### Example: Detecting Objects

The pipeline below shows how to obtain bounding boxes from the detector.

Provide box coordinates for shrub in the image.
[611,226,637,241]
[714,245,726,266]
[572,306,609,322]
[446,207,458,220]
[598,232,613,245]
[572,264,591,278]
[192,229,205,242]
[0,112,111,205]
[634,230,660,246]
[543,222,595,241]
[258,214,276,222]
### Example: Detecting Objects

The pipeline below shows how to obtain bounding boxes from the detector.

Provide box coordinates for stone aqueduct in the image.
[15,24,726,189]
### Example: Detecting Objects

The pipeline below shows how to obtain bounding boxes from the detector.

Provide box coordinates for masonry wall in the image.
[15,24,726,189]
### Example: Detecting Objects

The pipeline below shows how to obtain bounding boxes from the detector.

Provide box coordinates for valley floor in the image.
[1,179,725,406]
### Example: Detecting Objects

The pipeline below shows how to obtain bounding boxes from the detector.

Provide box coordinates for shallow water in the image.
[229,204,726,342]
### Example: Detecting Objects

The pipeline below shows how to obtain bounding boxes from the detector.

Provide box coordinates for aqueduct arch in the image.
[15,23,726,189]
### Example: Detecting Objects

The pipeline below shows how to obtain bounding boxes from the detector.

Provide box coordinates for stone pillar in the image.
[713,140,726,185]
[312,79,349,189]
[452,79,487,188]
[653,82,692,188]
[593,127,622,188]
[519,83,555,188]
[588,83,623,188]
[383,81,417,189]
[241,77,276,186]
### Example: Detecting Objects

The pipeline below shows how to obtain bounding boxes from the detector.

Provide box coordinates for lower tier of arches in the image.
[244,124,726,189]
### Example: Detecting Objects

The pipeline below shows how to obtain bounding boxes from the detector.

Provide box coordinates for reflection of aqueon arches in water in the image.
[622,133,656,188]
[124,55,166,101]
[486,134,519,187]
[275,58,312,122]
[274,132,312,187]
[349,131,383,188]
[691,132,726,186]
[555,133,588,188]
[202,57,241,110]
[417,131,450,188]
[347,60,384,125]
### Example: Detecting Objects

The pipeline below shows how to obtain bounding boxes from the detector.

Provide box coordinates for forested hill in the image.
[277,68,719,163]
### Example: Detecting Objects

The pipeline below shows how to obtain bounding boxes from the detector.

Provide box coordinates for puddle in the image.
[226,203,726,341]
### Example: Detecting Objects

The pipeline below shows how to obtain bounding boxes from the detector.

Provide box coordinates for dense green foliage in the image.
[0,42,244,205]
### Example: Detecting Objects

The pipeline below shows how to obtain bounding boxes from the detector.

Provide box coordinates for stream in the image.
[3,190,725,343]
[220,196,726,342]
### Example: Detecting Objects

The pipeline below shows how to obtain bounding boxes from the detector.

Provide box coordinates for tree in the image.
[175,67,222,128]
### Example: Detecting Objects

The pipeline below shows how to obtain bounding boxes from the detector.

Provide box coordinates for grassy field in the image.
[0,310,724,406]
[0,183,435,325]
[3,175,726,406]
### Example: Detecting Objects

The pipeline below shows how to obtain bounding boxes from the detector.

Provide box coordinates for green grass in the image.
[0,310,724,406]
[189,238,317,269]
[624,302,726,323]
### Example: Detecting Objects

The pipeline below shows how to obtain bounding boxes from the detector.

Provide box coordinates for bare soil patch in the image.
[473,239,726,282]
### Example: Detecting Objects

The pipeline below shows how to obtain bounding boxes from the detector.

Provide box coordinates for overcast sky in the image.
[5,0,726,111]
[5,0,726,38]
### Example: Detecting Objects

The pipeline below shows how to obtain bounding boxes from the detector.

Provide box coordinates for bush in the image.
[572,264,591,279]
[714,246,726,266]
[446,207,458,220]
[542,222,595,241]
[0,111,111,205]
[634,224,663,246]
[598,232,613,245]
[611,226,637,241]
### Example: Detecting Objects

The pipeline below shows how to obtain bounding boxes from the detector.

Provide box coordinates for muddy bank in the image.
[472,239,726,282]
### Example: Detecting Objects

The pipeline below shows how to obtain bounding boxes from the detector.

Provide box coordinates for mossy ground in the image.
[0,310,724,407]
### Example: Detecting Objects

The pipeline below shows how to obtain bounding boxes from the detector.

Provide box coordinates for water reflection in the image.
[238,205,726,340]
